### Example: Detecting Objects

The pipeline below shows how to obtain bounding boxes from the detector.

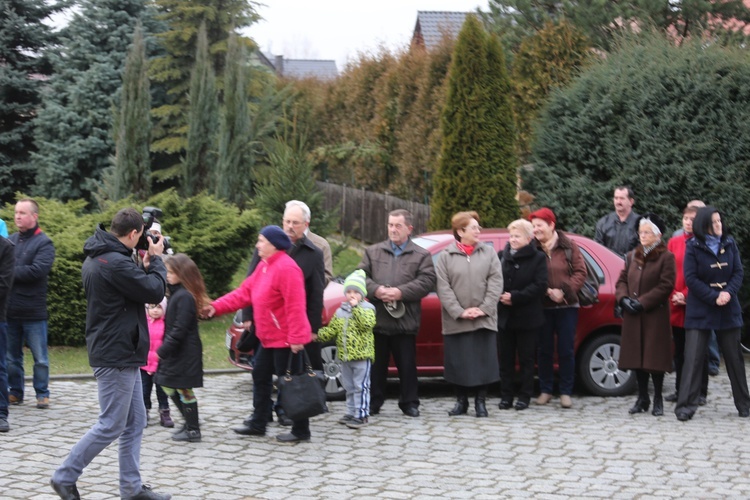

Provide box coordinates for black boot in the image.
[628,370,650,414]
[651,372,664,416]
[448,396,469,416]
[475,387,488,418]
[169,393,186,435]
[172,402,201,442]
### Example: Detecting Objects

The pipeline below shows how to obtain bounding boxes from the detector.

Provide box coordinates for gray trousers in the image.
[341,359,372,419]
[52,366,147,498]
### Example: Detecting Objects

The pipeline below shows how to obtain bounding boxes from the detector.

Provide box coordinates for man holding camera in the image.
[51,208,170,500]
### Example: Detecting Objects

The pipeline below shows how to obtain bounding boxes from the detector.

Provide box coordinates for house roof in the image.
[412,11,470,50]
[281,59,338,80]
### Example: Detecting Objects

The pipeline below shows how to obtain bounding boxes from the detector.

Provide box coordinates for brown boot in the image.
[159,408,175,428]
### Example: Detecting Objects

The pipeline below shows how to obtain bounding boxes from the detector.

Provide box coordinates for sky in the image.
[243,1,488,70]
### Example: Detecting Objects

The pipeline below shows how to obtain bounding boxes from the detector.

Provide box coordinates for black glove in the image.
[620,297,643,315]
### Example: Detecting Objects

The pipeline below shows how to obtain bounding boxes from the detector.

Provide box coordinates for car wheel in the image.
[320,344,346,401]
[577,332,636,397]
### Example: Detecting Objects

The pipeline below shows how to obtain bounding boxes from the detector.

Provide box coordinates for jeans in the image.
[0,322,8,418]
[52,367,147,498]
[6,319,49,400]
[538,308,578,396]
[708,331,720,372]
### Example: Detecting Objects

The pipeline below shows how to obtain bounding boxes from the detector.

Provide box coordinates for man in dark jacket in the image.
[0,236,15,432]
[233,200,325,433]
[7,198,55,409]
[51,208,170,500]
[594,186,640,258]
[359,209,436,417]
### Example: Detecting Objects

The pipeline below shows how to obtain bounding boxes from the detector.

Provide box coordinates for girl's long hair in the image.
[165,253,211,311]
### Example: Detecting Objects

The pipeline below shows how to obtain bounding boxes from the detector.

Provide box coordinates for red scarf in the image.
[456,242,475,256]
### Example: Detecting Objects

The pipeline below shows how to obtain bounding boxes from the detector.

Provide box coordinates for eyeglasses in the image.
[463,225,481,231]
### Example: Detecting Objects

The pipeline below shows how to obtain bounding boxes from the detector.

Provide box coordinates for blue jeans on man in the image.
[6,319,49,402]
[52,366,148,498]
[0,322,9,420]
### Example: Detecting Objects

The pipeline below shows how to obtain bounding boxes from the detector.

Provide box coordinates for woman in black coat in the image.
[497,219,548,410]
[675,207,750,421]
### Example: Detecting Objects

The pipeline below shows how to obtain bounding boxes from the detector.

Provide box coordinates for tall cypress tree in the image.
[32,0,160,202]
[150,0,259,161]
[430,15,518,229]
[0,0,59,203]
[113,24,151,201]
[215,32,252,206]
[183,23,218,196]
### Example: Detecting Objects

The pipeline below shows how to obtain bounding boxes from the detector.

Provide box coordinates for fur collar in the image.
[634,242,667,265]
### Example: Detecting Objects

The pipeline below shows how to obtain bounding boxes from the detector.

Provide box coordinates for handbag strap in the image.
[285,349,314,376]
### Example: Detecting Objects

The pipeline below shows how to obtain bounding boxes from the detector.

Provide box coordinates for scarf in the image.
[705,234,721,255]
[456,242,475,256]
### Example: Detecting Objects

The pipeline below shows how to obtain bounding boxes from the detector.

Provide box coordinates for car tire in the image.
[577,332,636,397]
[320,344,346,401]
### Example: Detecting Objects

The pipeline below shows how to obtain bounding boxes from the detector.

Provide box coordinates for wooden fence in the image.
[316,182,431,244]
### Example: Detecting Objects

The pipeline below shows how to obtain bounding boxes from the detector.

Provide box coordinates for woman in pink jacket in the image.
[203,226,312,443]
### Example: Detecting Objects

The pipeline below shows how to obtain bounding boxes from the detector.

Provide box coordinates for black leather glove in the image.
[621,297,642,315]
[630,299,643,313]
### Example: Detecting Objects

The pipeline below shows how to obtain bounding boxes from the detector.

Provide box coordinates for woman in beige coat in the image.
[436,211,504,417]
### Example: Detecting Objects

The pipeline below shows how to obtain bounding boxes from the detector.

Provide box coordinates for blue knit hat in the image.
[344,269,367,298]
[259,225,292,250]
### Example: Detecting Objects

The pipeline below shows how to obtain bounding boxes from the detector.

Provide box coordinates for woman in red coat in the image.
[616,214,676,417]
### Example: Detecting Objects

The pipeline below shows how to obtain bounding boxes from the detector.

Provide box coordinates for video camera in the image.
[136,206,172,253]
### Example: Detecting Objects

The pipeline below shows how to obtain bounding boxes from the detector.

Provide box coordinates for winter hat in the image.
[344,270,367,298]
[150,221,162,233]
[639,213,666,236]
[528,207,556,226]
[260,225,292,250]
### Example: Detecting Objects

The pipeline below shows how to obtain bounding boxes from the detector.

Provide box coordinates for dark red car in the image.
[226,229,634,399]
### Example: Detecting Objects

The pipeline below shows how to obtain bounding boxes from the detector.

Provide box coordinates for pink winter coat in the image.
[212,251,311,348]
[142,311,166,374]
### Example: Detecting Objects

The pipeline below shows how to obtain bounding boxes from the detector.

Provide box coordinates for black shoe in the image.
[275,409,293,426]
[50,479,80,500]
[127,484,172,500]
[370,407,380,416]
[664,392,678,402]
[628,398,650,414]
[739,409,750,418]
[448,398,469,416]
[475,398,488,418]
[243,412,273,427]
[498,399,513,410]
[676,411,692,422]
[402,406,420,418]
[514,401,529,411]
[698,396,707,406]
[276,432,310,443]
[233,425,265,436]
[0,417,8,432]
[709,367,719,376]
[651,397,663,416]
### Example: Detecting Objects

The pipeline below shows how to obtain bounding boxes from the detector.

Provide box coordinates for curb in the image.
[37,368,247,382]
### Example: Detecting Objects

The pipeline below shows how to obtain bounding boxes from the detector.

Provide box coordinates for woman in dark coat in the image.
[675,207,750,421]
[616,214,676,417]
[497,219,548,411]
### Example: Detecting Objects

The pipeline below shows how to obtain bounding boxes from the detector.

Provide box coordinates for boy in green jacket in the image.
[317,270,375,428]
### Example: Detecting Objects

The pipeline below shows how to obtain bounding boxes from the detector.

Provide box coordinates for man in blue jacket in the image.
[7,198,55,409]
[51,208,171,500]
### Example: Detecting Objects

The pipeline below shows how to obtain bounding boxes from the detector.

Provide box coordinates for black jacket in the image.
[7,226,55,320]
[0,237,15,322]
[497,242,548,331]
[81,225,167,368]
[156,284,204,389]
[242,235,324,332]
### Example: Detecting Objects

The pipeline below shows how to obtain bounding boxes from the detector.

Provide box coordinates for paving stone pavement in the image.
[2,367,750,499]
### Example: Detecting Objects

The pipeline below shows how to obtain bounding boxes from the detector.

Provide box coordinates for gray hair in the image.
[508,219,534,239]
[284,200,311,222]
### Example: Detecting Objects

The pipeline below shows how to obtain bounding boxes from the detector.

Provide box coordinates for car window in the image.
[580,247,605,284]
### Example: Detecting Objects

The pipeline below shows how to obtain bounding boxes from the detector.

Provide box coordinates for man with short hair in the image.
[359,209,436,417]
[594,186,640,257]
[0,235,15,432]
[7,198,55,409]
[51,208,170,500]
[672,200,706,238]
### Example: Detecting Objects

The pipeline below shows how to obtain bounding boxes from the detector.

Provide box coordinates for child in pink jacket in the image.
[141,297,173,427]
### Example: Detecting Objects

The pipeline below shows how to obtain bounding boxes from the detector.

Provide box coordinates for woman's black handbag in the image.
[277,350,327,421]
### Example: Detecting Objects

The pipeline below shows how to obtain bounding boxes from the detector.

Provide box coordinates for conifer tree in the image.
[183,23,218,196]
[113,24,151,201]
[430,15,518,230]
[0,0,60,203]
[215,32,252,206]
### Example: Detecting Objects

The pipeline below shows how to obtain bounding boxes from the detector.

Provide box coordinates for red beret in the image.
[528,207,557,226]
